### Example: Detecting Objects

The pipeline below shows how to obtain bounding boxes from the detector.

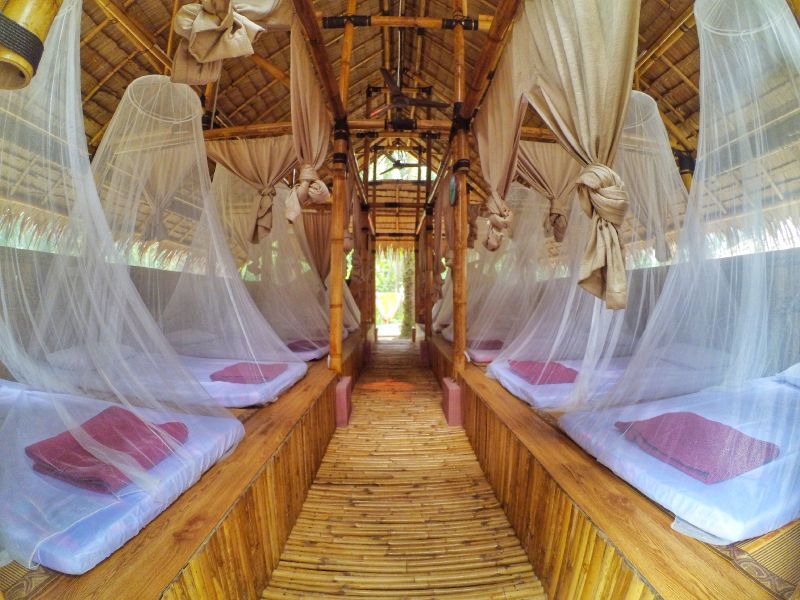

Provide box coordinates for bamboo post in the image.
[424,124,434,341]
[676,150,695,192]
[451,0,468,375]
[0,0,62,90]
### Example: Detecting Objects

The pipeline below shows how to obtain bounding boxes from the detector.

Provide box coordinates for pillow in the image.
[165,329,216,346]
[659,343,731,371]
[778,362,800,388]
[47,343,136,371]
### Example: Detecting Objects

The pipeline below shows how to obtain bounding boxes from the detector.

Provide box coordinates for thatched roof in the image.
[77,0,800,239]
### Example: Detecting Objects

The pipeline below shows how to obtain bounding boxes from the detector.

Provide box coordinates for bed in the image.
[177,355,308,407]
[560,377,800,544]
[0,380,244,574]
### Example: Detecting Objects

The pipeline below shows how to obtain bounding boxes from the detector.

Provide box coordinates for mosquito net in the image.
[214,166,331,360]
[459,183,551,363]
[92,75,307,407]
[0,0,243,573]
[560,0,800,545]
[487,91,684,411]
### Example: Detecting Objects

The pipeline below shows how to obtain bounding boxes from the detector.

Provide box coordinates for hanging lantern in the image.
[0,0,62,90]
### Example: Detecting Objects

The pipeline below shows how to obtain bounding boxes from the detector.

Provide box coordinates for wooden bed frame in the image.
[429,334,777,599]
[6,332,364,600]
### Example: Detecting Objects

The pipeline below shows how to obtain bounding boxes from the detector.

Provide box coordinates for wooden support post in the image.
[451,0,468,375]
[330,134,348,373]
[424,125,433,340]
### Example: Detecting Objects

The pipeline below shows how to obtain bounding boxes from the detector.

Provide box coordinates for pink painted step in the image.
[336,376,353,427]
[441,377,462,426]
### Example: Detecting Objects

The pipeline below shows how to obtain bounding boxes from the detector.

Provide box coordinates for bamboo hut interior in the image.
[0,0,799,598]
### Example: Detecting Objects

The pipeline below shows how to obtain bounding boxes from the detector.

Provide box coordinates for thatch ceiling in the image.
[77,0,800,238]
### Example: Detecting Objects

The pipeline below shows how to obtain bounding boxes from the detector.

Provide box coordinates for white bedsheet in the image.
[0,382,244,574]
[489,358,631,409]
[178,356,307,408]
[560,378,800,543]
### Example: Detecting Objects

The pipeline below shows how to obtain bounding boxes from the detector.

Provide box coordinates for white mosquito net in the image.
[560,0,800,545]
[460,183,551,363]
[487,91,684,411]
[0,0,243,573]
[92,75,307,407]
[213,166,332,360]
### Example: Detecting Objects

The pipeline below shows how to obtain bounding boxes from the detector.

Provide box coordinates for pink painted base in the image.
[336,376,353,427]
[441,377,462,426]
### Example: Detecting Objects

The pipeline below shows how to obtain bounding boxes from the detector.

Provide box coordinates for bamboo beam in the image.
[250,54,290,88]
[202,119,451,140]
[94,0,171,72]
[636,5,695,76]
[165,0,181,69]
[451,0,468,375]
[408,0,428,120]
[317,13,493,31]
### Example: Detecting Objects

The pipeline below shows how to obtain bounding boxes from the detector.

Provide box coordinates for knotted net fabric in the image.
[206,135,296,242]
[289,19,331,209]
[521,0,639,309]
[171,0,288,84]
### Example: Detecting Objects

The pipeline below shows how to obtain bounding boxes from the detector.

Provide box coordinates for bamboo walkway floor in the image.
[262,339,544,599]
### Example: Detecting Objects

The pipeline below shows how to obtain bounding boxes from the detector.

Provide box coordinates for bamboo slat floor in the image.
[262,339,544,599]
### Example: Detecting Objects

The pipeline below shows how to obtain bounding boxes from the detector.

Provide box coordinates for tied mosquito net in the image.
[213,166,332,360]
[487,91,684,411]
[560,0,800,545]
[458,183,551,363]
[0,0,243,574]
[92,75,307,408]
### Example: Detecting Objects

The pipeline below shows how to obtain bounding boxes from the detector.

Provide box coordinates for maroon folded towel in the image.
[210,361,288,384]
[508,360,578,384]
[25,406,188,494]
[287,339,328,353]
[615,412,780,484]
[469,339,503,351]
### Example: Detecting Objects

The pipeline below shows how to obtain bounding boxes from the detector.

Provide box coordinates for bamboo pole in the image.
[250,54,290,88]
[165,0,181,65]
[317,13,493,31]
[451,0,468,375]
[94,0,171,72]
[636,6,695,76]
[424,124,434,341]
[0,0,62,90]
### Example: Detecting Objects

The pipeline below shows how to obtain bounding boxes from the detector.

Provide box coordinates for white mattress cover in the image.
[178,356,307,408]
[0,381,244,574]
[560,378,800,543]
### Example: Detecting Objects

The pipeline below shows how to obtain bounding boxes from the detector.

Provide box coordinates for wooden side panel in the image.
[430,334,453,385]
[459,367,776,600]
[161,381,336,600]
[341,330,363,382]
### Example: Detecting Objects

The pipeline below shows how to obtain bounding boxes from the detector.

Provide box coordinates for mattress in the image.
[489,358,631,409]
[179,356,307,408]
[468,347,503,364]
[0,382,244,574]
[560,378,800,543]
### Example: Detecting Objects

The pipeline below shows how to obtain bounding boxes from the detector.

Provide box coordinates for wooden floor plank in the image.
[262,339,544,599]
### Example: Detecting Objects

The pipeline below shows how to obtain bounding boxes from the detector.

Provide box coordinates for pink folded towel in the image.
[287,339,328,353]
[210,361,288,384]
[508,360,578,384]
[25,406,188,494]
[615,411,780,484]
[469,339,503,351]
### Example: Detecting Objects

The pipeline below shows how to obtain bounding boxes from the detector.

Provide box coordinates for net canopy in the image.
[458,183,551,363]
[0,0,242,572]
[214,166,331,360]
[560,0,800,544]
[488,91,685,410]
[92,75,306,406]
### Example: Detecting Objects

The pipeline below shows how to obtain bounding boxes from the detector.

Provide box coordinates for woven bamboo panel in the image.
[262,339,544,598]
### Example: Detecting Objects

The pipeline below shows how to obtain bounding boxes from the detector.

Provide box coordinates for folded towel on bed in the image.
[509,360,578,384]
[25,407,188,494]
[615,412,780,484]
[468,339,504,351]
[210,362,288,384]
[287,339,328,353]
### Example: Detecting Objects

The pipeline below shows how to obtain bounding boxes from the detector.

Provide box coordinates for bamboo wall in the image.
[162,380,336,600]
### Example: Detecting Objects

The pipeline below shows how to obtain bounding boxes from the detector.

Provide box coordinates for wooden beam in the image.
[636,5,695,76]
[250,54,290,88]
[317,12,493,31]
[94,0,171,72]
[165,0,181,68]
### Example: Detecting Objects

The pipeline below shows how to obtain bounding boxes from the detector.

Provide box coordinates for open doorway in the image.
[375,246,415,339]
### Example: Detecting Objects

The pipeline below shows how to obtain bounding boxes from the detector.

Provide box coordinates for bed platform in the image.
[429,333,791,599]
[0,332,363,600]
